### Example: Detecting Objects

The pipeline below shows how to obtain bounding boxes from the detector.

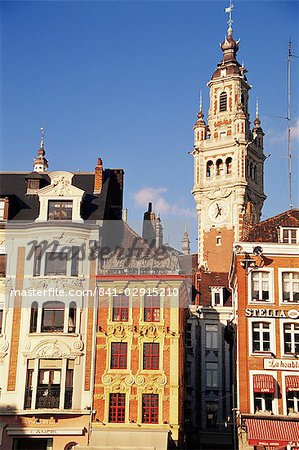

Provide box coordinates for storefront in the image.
[245,418,299,450]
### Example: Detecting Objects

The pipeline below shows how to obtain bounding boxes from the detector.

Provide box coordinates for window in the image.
[281,228,298,244]
[71,246,80,276]
[0,304,3,334]
[24,362,34,409]
[109,393,125,423]
[186,322,192,347]
[36,368,61,409]
[0,254,6,277]
[41,301,65,332]
[216,236,221,246]
[68,302,76,333]
[45,252,67,276]
[143,343,159,370]
[27,179,40,190]
[0,200,5,220]
[33,246,42,276]
[215,159,224,176]
[142,394,159,423]
[211,287,224,306]
[30,302,38,333]
[287,391,299,414]
[144,296,160,322]
[254,393,273,413]
[206,362,218,387]
[111,342,127,369]
[226,157,232,174]
[206,324,218,349]
[284,323,299,354]
[48,200,73,220]
[219,92,227,112]
[251,271,270,302]
[112,295,129,322]
[206,160,214,177]
[252,322,271,352]
[282,272,299,303]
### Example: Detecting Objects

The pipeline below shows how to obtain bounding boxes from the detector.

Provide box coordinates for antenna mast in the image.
[287,40,292,209]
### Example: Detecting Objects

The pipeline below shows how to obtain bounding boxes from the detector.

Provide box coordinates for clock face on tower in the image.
[208,200,230,223]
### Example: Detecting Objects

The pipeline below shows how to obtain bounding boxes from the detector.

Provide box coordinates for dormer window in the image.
[28,179,40,190]
[0,198,8,221]
[280,227,299,244]
[48,200,73,220]
[219,92,227,112]
[211,287,224,306]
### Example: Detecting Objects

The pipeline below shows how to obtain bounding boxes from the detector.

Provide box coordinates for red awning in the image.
[246,418,299,447]
[286,376,299,391]
[253,374,275,393]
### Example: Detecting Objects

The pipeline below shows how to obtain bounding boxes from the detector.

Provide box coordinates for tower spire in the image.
[225,1,234,36]
[33,126,48,173]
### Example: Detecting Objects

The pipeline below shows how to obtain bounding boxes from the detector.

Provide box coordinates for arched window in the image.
[226,157,232,175]
[68,302,77,333]
[30,301,38,333]
[64,443,78,450]
[219,92,227,112]
[216,159,224,176]
[41,301,65,333]
[206,160,214,177]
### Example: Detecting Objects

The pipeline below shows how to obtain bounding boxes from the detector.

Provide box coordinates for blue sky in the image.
[1,1,299,250]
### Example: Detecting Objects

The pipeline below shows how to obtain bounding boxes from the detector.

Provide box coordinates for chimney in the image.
[142,202,156,244]
[94,158,103,194]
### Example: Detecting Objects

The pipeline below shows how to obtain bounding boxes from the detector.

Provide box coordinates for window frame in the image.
[282,373,299,415]
[219,91,227,112]
[29,300,78,334]
[279,269,299,304]
[249,319,275,356]
[47,200,73,221]
[112,295,129,322]
[282,321,299,356]
[143,342,160,370]
[211,287,224,307]
[250,372,278,415]
[143,295,161,322]
[248,268,274,304]
[142,393,159,424]
[110,342,128,369]
[206,362,218,388]
[109,393,126,423]
[205,324,218,350]
[279,227,299,244]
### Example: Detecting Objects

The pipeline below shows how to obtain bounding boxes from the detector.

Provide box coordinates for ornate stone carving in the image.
[140,324,158,338]
[206,188,231,200]
[0,339,9,352]
[125,374,135,386]
[72,340,84,351]
[24,341,31,351]
[135,375,145,386]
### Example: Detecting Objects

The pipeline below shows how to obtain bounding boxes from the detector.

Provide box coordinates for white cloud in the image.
[291,117,299,141]
[266,116,299,147]
[133,187,196,218]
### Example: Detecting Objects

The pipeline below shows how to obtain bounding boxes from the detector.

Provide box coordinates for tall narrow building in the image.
[186,6,267,449]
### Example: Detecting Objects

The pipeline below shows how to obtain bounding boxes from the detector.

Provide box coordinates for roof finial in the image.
[255,98,259,118]
[199,90,203,113]
[40,126,45,148]
[225,1,234,35]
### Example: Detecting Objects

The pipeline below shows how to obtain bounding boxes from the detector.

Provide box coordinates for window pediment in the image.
[36,172,84,222]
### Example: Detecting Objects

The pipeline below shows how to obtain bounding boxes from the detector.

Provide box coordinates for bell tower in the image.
[192,6,266,272]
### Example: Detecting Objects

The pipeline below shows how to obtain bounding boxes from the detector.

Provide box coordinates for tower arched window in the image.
[30,301,38,333]
[219,92,227,112]
[216,159,224,176]
[68,302,77,333]
[226,157,232,175]
[206,161,214,177]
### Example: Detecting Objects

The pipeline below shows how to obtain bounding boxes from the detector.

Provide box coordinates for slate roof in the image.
[0,169,124,221]
[196,270,232,307]
[245,209,299,243]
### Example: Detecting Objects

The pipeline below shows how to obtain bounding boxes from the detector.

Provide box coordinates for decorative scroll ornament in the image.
[206,188,231,200]
[72,340,84,351]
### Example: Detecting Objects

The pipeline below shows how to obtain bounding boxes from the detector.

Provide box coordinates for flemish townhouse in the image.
[229,209,299,450]
[0,138,123,450]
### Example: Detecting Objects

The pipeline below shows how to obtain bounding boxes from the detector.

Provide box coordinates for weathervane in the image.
[225,1,234,34]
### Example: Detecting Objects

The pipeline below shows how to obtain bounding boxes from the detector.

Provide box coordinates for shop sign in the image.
[6,428,84,436]
[246,308,299,319]
[264,358,299,371]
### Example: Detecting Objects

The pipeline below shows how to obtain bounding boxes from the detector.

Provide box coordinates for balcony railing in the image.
[36,386,60,409]
[64,387,73,409]
[24,387,33,409]
[24,386,73,409]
